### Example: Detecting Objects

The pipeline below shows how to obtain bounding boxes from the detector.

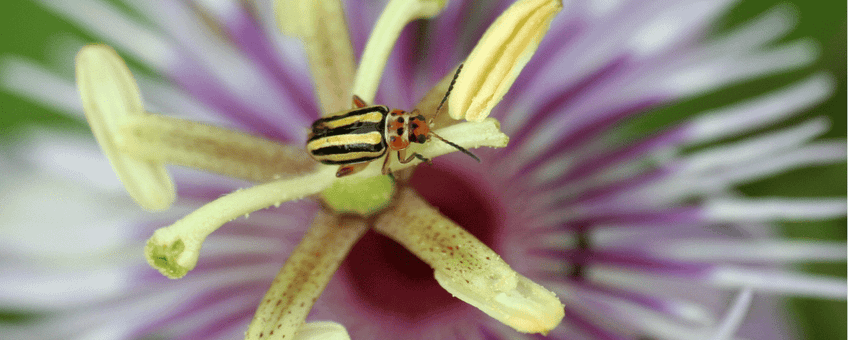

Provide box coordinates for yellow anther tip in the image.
[449,0,562,122]
[75,44,175,211]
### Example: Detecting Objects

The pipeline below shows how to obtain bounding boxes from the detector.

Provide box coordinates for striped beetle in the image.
[307,65,479,177]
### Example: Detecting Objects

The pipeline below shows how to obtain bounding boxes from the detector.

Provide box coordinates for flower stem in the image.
[245,212,368,340]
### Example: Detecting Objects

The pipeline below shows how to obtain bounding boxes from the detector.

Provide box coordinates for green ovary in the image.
[321,175,396,216]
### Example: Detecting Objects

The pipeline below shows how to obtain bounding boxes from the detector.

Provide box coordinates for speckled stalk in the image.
[245,212,368,340]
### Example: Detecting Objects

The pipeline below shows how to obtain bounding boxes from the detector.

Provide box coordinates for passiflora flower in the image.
[0,0,844,339]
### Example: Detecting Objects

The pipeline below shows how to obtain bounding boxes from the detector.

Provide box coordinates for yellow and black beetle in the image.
[306,65,479,177]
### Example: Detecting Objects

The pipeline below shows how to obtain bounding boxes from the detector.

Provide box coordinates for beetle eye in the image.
[417,135,426,143]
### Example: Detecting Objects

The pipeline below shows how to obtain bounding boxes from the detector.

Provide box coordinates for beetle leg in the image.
[398,149,431,165]
[352,95,368,109]
[336,163,369,177]
[381,151,393,175]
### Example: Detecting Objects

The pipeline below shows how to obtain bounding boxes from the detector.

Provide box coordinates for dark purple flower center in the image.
[342,164,502,321]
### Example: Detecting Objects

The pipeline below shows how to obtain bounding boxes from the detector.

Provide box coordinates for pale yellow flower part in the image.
[246,212,367,340]
[352,0,449,103]
[120,114,313,182]
[144,119,509,279]
[75,44,175,211]
[144,166,335,279]
[75,45,314,197]
[293,321,351,340]
[275,0,356,114]
[449,0,562,121]
[435,272,563,335]
[374,189,564,335]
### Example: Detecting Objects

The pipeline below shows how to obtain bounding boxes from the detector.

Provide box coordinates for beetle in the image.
[306,65,479,177]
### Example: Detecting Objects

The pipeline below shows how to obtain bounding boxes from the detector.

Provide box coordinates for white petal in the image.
[0,165,137,258]
[17,128,125,193]
[653,239,846,263]
[129,0,311,134]
[134,73,237,128]
[679,118,830,174]
[659,38,819,97]
[559,284,712,340]
[0,57,83,118]
[0,263,135,310]
[627,1,731,58]
[703,197,847,223]
[706,4,798,54]
[32,0,177,71]
[709,267,847,298]
[687,73,834,144]
[708,287,753,340]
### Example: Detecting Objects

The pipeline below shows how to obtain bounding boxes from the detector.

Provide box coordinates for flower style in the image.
[1,0,845,339]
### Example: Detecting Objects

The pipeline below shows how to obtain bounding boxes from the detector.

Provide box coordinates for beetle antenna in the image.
[430,132,480,162]
[431,63,464,123]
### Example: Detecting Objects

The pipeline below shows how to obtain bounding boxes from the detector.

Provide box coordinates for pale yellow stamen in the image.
[144,119,509,279]
[374,189,564,335]
[246,212,367,340]
[75,44,175,211]
[121,114,314,182]
[275,0,356,114]
[293,321,351,340]
[75,44,315,212]
[352,0,449,103]
[450,0,563,121]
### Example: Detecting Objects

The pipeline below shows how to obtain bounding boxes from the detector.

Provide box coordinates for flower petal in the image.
[0,56,83,119]
[652,239,847,263]
[35,0,177,71]
[708,287,753,340]
[450,0,562,121]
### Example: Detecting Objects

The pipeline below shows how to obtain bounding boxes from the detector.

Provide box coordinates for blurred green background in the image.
[0,0,844,338]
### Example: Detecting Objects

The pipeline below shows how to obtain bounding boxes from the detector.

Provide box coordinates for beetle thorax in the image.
[386,110,430,151]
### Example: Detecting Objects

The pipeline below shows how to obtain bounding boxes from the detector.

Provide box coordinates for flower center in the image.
[342,162,502,320]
